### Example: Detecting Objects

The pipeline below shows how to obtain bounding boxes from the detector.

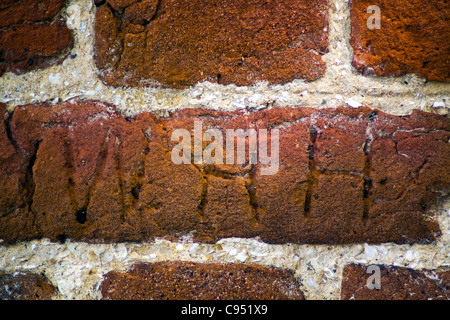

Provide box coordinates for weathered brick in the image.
[0,103,38,242]
[308,174,365,243]
[350,0,450,81]
[0,0,66,28]
[0,101,449,245]
[0,271,57,300]
[0,0,73,76]
[341,264,450,300]
[100,261,304,300]
[94,0,329,88]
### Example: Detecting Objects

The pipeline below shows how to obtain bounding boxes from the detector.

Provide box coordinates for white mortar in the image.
[0,0,449,300]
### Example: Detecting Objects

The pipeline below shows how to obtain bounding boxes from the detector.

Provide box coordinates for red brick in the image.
[341,264,450,300]
[0,0,66,28]
[350,0,450,81]
[307,174,365,243]
[312,111,368,173]
[0,271,57,300]
[0,101,448,245]
[100,261,304,300]
[0,0,73,76]
[0,104,38,242]
[0,104,23,215]
[94,0,329,88]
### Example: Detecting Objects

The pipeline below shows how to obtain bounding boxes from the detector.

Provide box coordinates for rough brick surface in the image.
[0,271,57,300]
[341,264,450,300]
[0,0,73,76]
[100,261,304,300]
[350,0,450,81]
[0,101,449,245]
[94,0,328,88]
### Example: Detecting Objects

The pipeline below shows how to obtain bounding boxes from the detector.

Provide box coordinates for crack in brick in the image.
[362,137,372,221]
[25,140,40,216]
[63,133,79,220]
[362,118,375,221]
[128,135,149,209]
[3,110,19,153]
[82,128,112,223]
[150,0,162,24]
[194,166,208,217]
[244,179,259,222]
[113,136,127,224]
[303,125,318,218]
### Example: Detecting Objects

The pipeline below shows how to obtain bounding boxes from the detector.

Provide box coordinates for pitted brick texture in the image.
[0,271,57,300]
[93,0,329,88]
[341,264,450,300]
[100,261,304,300]
[0,101,449,244]
[350,0,450,81]
[0,0,73,76]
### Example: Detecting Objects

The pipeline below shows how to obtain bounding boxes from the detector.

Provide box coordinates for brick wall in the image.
[0,0,448,301]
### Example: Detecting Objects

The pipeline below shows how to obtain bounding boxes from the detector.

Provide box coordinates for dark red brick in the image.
[350,0,450,81]
[0,271,57,300]
[94,0,329,88]
[0,101,448,245]
[307,174,365,243]
[0,0,73,76]
[341,264,450,300]
[0,0,66,28]
[0,103,38,242]
[101,261,304,300]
